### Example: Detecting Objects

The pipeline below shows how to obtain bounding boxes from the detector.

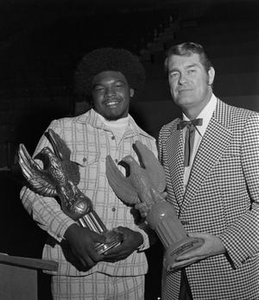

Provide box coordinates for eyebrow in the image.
[92,79,126,89]
[92,84,104,89]
[169,63,199,73]
[186,63,199,69]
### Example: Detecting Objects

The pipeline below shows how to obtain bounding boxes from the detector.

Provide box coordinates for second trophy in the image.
[106,140,203,271]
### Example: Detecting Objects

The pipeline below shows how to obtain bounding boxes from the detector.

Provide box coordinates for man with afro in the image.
[21,47,157,299]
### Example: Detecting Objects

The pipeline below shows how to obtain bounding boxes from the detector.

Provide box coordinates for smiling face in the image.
[167,53,215,119]
[91,71,134,121]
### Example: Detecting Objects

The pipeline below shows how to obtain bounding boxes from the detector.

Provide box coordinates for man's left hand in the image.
[172,232,226,269]
[102,227,143,262]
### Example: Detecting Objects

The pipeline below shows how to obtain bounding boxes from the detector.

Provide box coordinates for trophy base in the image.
[163,237,204,272]
[94,230,122,255]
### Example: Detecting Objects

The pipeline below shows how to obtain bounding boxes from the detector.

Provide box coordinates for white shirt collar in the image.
[182,93,217,137]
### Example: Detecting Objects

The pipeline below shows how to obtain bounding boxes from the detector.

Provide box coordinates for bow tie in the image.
[177,118,203,167]
[177,118,203,130]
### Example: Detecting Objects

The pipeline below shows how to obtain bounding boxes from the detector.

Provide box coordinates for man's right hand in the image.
[64,223,106,270]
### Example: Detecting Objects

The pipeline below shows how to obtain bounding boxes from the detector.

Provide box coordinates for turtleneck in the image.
[97,113,129,139]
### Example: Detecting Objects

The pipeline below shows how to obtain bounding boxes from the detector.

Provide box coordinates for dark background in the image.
[0,0,258,299]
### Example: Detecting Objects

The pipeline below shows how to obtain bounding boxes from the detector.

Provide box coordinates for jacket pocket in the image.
[71,152,100,167]
[70,152,100,191]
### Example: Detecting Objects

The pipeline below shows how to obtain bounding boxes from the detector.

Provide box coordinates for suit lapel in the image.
[180,100,233,215]
[166,124,185,212]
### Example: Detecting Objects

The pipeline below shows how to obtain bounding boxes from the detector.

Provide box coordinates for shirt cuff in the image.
[137,222,151,251]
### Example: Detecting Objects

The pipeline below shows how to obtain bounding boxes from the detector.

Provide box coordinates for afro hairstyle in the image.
[74,47,145,101]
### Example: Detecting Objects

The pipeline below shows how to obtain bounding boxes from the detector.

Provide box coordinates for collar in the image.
[182,93,217,137]
[76,108,152,139]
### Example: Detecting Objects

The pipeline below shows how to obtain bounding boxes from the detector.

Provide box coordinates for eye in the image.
[93,86,105,92]
[115,82,124,88]
[169,71,179,79]
[188,69,196,74]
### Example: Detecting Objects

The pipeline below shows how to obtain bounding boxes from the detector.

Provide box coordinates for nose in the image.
[106,86,116,97]
[178,73,187,85]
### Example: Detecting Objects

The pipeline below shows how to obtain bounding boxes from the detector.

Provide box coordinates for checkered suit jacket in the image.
[158,99,259,300]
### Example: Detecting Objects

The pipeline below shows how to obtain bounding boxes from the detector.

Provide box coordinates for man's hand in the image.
[102,227,143,262]
[172,232,226,269]
[64,223,106,270]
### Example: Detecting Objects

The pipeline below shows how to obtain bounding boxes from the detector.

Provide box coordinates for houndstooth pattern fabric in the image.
[158,99,259,300]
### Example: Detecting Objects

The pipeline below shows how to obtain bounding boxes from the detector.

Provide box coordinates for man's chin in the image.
[105,114,125,121]
[175,96,192,106]
[106,116,119,121]
[104,110,128,121]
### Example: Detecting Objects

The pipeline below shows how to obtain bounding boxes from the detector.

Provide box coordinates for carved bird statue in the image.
[106,140,166,206]
[18,129,96,223]
[19,129,124,253]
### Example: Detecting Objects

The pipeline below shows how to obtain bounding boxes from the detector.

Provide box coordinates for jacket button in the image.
[181,220,189,225]
[112,207,116,212]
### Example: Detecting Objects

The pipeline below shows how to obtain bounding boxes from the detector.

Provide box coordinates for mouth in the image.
[178,88,193,93]
[105,99,121,108]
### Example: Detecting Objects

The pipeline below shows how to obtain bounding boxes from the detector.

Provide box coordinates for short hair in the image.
[74,47,145,101]
[164,42,213,73]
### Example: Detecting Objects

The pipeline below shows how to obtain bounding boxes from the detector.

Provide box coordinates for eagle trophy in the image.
[106,141,204,271]
[18,129,122,255]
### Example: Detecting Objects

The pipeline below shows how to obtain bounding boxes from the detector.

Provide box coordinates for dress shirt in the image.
[183,94,217,188]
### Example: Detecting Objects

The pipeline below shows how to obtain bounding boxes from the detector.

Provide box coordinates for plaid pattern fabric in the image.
[21,109,157,278]
[159,99,259,300]
[51,273,145,300]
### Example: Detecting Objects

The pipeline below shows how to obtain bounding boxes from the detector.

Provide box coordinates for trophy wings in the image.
[18,143,57,197]
[44,129,80,186]
[106,140,166,205]
[18,129,80,197]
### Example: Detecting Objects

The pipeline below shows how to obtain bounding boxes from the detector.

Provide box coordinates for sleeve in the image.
[20,119,77,242]
[20,187,76,242]
[158,128,163,163]
[136,222,158,251]
[219,113,259,268]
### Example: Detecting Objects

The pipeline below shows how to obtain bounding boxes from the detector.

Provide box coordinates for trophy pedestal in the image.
[164,236,203,271]
[147,201,204,271]
[77,210,122,255]
[94,230,122,255]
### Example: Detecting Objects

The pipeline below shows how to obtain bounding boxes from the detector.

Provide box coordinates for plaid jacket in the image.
[158,99,259,300]
[21,109,157,277]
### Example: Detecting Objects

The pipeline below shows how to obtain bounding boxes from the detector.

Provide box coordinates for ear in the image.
[208,67,215,85]
[130,88,135,98]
